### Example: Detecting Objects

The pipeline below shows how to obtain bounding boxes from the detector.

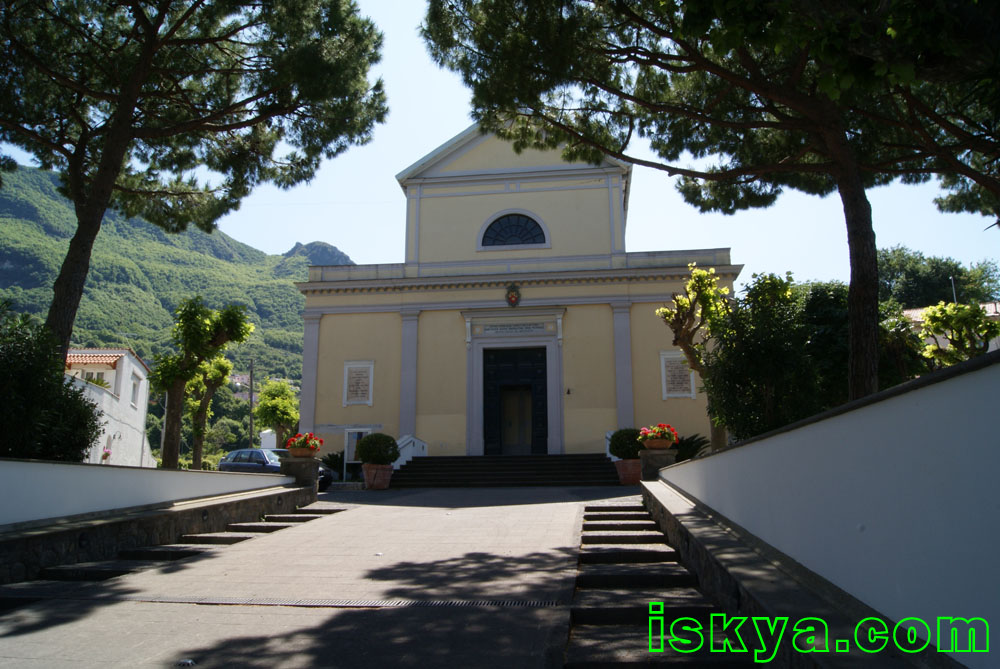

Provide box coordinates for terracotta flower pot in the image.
[288,447,316,458]
[643,438,675,450]
[614,459,641,485]
[363,463,393,490]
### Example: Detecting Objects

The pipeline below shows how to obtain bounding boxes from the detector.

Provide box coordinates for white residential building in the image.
[65,348,155,467]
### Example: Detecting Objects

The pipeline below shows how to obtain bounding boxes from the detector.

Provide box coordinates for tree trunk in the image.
[191,383,223,470]
[822,121,880,401]
[191,397,211,471]
[161,377,187,469]
[45,213,104,359]
[836,173,880,400]
[708,423,727,452]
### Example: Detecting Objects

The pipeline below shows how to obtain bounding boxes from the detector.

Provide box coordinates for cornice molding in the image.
[298,264,743,297]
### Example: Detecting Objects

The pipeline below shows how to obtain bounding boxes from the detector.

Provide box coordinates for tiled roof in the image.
[65,347,151,373]
[66,353,124,367]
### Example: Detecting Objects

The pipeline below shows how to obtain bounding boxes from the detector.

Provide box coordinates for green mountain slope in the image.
[0,166,352,380]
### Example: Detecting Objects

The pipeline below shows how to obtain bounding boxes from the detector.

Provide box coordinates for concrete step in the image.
[179,532,258,545]
[294,505,347,515]
[118,544,222,561]
[391,479,620,488]
[583,512,650,521]
[584,504,646,513]
[575,563,697,589]
[578,545,679,565]
[263,514,325,523]
[583,520,660,532]
[582,532,666,544]
[226,522,300,533]
[39,560,155,581]
[571,586,718,625]
[565,624,756,666]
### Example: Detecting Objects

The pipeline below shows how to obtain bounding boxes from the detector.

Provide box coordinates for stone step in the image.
[565,624,756,666]
[391,479,620,488]
[584,504,646,513]
[263,514,325,523]
[402,454,612,464]
[583,512,650,521]
[575,586,709,609]
[582,520,660,532]
[294,505,347,515]
[118,544,222,561]
[392,469,617,478]
[571,586,718,625]
[578,545,679,565]
[179,532,258,545]
[39,560,155,581]
[582,532,666,544]
[226,522,300,533]
[575,563,697,589]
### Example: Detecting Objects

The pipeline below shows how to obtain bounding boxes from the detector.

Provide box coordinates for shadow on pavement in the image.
[170,603,568,668]
[320,485,639,509]
[361,548,579,603]
[0,547,226,638]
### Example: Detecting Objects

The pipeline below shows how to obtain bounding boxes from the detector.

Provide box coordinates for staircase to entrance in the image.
[391,453,619,487]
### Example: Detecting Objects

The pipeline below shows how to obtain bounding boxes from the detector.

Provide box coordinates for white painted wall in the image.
[661,358,999,669]
[0,459,295,528]
[69,350,154,467]
[260,429,276,449]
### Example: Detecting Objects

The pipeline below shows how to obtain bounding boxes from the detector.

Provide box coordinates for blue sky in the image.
[214,0,997,290]
[8,0,999,291]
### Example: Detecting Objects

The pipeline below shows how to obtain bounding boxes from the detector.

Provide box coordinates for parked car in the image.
[317,462,333,492]
[219,448,333,491]
[218,448,287,473]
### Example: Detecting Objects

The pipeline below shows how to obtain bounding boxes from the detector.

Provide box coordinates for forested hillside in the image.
[0,166,352,381]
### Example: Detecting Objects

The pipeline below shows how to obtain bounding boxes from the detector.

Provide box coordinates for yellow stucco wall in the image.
[438,134,587,173]
[312,312,402,454]
[629,301,713,440]
[416,186,616,263]
[414,310,468,456]
[561,304,617,453]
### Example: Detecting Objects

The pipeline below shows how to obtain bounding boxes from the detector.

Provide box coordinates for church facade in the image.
[297,125,740,460]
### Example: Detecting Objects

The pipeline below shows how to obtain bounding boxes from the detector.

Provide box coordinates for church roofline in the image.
[395,122,632,188]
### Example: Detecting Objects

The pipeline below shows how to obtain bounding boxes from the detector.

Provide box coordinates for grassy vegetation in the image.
[0,166,352,381]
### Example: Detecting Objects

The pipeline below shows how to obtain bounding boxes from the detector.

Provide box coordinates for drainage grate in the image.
[0,589,561,609]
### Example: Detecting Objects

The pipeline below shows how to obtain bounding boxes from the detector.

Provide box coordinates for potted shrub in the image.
[609,428,642,485]
[285,432,322,458]
[356,432,400,490]
[637,423,681,480]
[638,423,679,449]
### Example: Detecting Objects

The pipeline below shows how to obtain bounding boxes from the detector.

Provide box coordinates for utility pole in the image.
[249,358,255,447]
[949,276,958,303]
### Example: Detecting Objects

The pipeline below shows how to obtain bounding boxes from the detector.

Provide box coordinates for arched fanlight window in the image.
[481,213,546,246]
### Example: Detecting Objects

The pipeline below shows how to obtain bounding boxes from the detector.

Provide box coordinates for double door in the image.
[483,347,547,455]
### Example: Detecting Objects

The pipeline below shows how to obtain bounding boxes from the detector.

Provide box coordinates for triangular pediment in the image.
[396,123,628,185]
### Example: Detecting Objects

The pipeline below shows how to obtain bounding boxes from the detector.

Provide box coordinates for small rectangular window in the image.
[130,374,141,407]
[344,429,372,463]
[660,351,696,399]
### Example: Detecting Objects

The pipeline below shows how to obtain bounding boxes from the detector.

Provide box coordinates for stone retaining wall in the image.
[0,485,314,585]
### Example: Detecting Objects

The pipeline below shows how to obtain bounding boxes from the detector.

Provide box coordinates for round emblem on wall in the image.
[505,283,521,307]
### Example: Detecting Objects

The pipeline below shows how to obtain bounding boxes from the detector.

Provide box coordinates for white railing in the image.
[604,430,619,461]
[394,435,428,469]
